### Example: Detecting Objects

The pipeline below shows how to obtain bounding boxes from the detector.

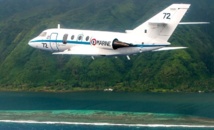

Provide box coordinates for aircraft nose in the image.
[28,41,32,46]
[28,40,35,48]
[28,41,34,47]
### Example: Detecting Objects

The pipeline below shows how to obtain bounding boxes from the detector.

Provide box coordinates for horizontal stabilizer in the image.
[179,22,210,25]
[153,47,187,51]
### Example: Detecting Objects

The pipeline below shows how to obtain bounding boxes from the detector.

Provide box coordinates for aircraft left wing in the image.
[53,46,101,55]
[53,46,187,55]
[52,45,120,56]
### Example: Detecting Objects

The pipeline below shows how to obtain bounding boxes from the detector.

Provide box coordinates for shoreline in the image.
[0,86,209,93]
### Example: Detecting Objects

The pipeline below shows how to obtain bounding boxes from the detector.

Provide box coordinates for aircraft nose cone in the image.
[28,41,32,46]
[28,40,35,48]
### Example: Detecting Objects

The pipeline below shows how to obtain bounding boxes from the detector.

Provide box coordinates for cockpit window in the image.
[39,32,47,37]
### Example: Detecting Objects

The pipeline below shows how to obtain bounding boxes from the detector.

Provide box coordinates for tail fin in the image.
[133,4,190,42]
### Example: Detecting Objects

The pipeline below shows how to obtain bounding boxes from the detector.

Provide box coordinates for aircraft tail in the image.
[133,4,190,42]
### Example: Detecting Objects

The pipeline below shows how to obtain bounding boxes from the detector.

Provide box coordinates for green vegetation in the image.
[0,0,213,92]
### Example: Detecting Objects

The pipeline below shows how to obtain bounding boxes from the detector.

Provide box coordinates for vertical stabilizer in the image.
[133,4,190,42]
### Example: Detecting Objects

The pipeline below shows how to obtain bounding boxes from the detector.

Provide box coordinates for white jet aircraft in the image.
[28,4,207,60]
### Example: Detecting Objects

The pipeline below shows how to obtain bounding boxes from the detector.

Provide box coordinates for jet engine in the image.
[112,39,134,49]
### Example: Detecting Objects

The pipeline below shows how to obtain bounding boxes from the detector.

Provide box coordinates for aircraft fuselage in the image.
[29,28,167,56]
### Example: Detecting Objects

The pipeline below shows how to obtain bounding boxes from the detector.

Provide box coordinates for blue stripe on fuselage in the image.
[31,40,168,47]
[31,40,90,45]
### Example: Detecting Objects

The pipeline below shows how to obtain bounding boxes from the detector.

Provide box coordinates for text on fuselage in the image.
[91,38,111,46]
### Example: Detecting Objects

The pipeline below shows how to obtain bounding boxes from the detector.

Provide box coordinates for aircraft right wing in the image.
[153,47,187,51]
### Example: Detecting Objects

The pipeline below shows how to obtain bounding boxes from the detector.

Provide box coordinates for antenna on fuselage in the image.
[58,24,60,29]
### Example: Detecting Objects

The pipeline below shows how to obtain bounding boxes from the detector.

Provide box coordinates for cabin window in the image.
[63,34,68,44]
[145,29,147,33]
[78,35,83,41]
[71,35,75,40]
[39,32,47,37]
[86,36,89,41]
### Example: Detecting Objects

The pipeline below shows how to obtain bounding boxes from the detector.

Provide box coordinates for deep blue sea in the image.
[0,92,214,130]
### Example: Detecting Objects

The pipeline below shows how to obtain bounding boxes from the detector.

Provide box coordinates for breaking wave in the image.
[0,120,214,128]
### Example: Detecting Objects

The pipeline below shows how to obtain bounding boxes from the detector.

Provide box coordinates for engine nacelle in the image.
[90,37,135,50]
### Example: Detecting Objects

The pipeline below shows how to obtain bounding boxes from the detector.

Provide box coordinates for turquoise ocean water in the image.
[0,92,214,129]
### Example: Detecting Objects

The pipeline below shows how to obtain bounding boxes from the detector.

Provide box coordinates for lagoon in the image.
[0,92,214,129]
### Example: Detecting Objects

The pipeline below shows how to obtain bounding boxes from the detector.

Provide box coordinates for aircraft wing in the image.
[53,46,101,55]
[53,45,122,56]
[53,46,187,55]
[153,47,187,51]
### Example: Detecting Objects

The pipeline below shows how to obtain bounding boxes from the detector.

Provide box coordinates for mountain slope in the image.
[0,0,213,92]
